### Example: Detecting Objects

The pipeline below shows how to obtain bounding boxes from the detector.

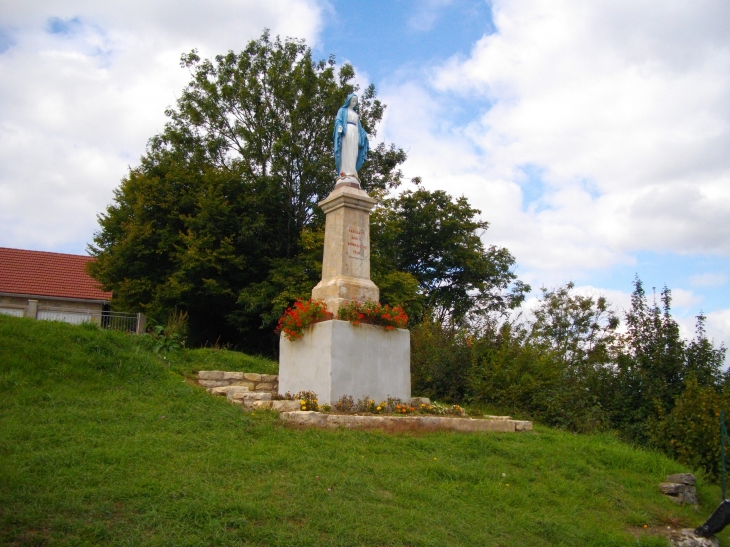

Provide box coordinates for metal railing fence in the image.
[36,306,142,333]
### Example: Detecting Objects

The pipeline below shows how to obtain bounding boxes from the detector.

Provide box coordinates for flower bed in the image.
[329,394,465,417]
[336,300,408,330]
[276,299,331,341]
[277,299,408,341]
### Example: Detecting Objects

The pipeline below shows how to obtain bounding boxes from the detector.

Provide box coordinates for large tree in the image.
[370,185,529,325]
[89,31,406,351]
[89,31,528,353]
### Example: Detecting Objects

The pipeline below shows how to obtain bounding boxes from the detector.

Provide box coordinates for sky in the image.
[1,0,729,347]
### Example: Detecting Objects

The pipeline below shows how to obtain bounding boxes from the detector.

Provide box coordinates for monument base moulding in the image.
[278,319,410,405]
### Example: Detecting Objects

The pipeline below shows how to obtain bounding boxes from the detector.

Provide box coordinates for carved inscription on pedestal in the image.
[346,226,366,260]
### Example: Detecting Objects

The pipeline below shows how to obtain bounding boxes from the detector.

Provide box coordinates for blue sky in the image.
[0,0,728,344]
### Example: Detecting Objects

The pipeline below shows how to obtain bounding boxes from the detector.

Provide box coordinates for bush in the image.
[651,377,730,480]
[410,320,473,402]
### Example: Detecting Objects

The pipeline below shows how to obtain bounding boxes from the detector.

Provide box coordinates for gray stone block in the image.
[255,382,276,392]
[667,473,696,486]
[660,482,687,495]
[410,397,430,406]
[669,529,718,547]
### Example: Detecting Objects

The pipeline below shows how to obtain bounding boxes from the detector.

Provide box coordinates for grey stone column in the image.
[136,313,147,334]
[26,299,38,319]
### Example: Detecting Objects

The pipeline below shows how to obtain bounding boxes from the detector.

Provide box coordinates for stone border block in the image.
[198,371,225,380]
[199,380,229,388]
[280,412,532,433]
[222,371,244,380]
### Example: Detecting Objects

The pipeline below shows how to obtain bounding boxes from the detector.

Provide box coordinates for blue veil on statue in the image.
[333,93,369,175]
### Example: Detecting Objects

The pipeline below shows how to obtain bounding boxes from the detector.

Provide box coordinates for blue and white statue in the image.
[333,93,369,183]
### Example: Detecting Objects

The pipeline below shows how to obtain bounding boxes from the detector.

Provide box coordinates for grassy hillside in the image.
[0,315,726,547]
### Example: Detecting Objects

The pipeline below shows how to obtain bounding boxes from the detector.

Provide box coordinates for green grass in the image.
[0,315,726,546]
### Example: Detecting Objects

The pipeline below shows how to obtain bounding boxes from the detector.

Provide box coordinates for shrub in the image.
[410,319,473,402]
[296,390,319,412]
[334,394,355,413]
[337,300,408,330]
[651,377,730,480]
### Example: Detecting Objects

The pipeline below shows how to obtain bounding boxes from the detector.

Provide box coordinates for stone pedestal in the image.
[279,181,410,404]
[279,320,410,404]
[311,184,378,315]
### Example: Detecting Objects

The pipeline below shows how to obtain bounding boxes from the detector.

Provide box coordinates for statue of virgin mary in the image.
[333,93,369,181]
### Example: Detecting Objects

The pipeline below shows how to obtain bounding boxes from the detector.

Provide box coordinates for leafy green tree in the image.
[605,278,726,444]
[530,282,620,369]
[89,31,406,351]
[370,186,529,325]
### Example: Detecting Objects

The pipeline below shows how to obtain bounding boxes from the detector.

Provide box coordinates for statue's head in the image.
[342,93,358,110]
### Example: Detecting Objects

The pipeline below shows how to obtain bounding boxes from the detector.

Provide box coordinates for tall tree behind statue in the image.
[88,31,407,351]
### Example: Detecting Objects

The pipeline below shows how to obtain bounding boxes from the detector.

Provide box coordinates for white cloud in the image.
[408,0,455,32]
[670,288,703,308]
[706,309,730,349]
[380,0,730,287]
[0,0,324,252]
[690,273,728,287]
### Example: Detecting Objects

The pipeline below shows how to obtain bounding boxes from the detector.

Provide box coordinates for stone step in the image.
[253,400,301,412]
[228,391,272,408]
[196,370,278,393]
[208,385,249,396]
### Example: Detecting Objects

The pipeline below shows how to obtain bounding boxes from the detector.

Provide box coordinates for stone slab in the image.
[229,392,272,402]
[667,473,696,486]
[660,482,688,495]
[410,397,430,406]
[255,382,276,391]
[243,373,262,382]
[198,379,229,388]
[253,400,301,412]
[198,370,225,380]
[222,371,244,380]
[279,319,410,405]
[209,386,250,396]
[280,412,532,432]
[260,374,278,383]
[669,529,719,547]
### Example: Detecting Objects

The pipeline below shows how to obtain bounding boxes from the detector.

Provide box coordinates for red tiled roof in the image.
[0,247,112,302]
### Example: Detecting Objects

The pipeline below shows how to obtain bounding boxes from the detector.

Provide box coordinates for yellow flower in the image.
[302,406,307,410]
[376,406,381,411]
[300,399,305,404]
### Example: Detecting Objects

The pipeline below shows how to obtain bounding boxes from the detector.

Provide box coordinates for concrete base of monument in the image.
[278,319,410,405]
